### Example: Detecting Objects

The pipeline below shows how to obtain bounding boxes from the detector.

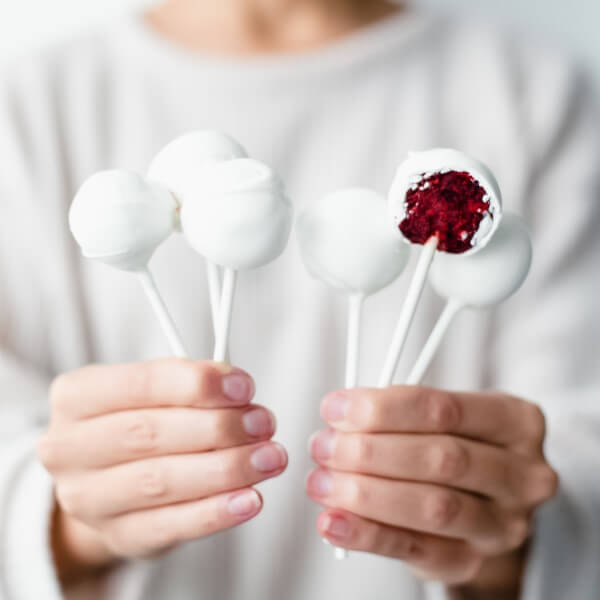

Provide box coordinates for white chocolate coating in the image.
[147,130,247,197]
[429,213,532,307]
[69,170,177,271]
[388,148,503,255]
[297,188,410,295]
[180,158,293,270]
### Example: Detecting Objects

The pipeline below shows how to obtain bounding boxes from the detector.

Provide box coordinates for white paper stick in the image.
[406,299,464,385]
[206,260,222,337]
[137,268,187,357]
[345,293,365,389]
[329,293,366,561]
[213,267,237,363]
[378,237,438,388]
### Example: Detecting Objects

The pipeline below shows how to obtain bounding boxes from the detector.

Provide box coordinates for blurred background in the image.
[0,0,598,89]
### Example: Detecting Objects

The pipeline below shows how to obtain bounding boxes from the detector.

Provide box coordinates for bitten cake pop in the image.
[148,131,248,332]
[407,213,532,384]
[379,149,503,387]
[181,158,293,362]
[69,170,187,356]
[297,188,410,560]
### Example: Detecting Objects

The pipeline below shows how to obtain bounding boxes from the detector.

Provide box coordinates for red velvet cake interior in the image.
[399,170,491,254]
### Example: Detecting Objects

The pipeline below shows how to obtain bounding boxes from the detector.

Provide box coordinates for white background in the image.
[0,0,598,87]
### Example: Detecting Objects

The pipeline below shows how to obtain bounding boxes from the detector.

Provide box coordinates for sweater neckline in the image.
[114,8,437,84]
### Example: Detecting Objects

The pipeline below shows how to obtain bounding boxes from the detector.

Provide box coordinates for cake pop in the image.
[148,131,248,332]
[407,213,532,384]
[181,158,293,362]
[297,188,410,559]
[379,149,503,387]
[69,170,186,356]
[297,188,409,386]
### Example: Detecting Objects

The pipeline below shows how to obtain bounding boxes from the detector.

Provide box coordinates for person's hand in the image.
[307,387,558,591]
[38,359,287,584]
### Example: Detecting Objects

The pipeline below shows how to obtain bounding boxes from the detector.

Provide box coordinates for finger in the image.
[57,442,287,520]
[316,509,482,585]
[306,469,529,554]
[309,430,555,508]
[320,387,546,450]
[40,405,276,469]
[104,488,263,558]
[50,360,255,422]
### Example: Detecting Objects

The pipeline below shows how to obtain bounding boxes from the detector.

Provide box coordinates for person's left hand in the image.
[306,387,558,588]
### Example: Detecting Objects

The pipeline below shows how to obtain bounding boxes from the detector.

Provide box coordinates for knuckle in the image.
[127,363,158,405]
[425,392,462,433]
[349,435,374,467]
[528,465,560,504]
[36,433,60,470]
[137,463,169,499]
[188,362,217,404]
[144,519,178,553]
[55,481,86,518]
[49,374,70,415]
[505,517,531,550]
[345,478,370,510]
[427,438,469,482]
[423,490,461,531]
[370,525,420,559]
[122,412,159,454]
[524,403,546,443]
[356,394,381,430]
[206,453,232,489]
[211,410,232,437]
[389,530,422,560]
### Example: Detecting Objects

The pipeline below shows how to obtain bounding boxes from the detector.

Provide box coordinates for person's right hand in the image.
[37,359,287,583]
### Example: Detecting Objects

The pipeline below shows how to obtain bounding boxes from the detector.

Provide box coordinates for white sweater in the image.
[0,9,599,600]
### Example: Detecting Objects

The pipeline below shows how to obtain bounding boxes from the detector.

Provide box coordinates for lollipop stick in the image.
[137,268,187,357]
[406,299,463,385]
[327,292,366,561]
[345,293,365,389]
[378,237,438,388]
[206,260,222,337]
[213,267,237,363]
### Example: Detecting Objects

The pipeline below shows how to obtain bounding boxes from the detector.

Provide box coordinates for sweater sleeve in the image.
[0,55,160,600]
[0,61,65,600]
[490,64,600,598]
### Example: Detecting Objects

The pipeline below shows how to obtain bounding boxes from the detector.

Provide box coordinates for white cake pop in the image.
[297,188,410,561]
[147,130,248,204]
[297,188,409,296]
[182,158,292,270]
[407,213,532,384]
[181,158,293,361]
[70,170,177,271]
[69,170,186,356]
[148,130,248,331]
[379,149,504,387]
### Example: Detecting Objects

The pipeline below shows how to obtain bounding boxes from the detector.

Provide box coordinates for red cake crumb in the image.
[399,171,491,254]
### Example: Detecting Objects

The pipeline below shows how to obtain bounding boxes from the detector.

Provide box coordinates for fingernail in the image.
[321,391,349,422]
[250,443,287,472]
[243,408,275,437]
[227,490,261,517]
[222,371,255,404]
[310,429,336,461]
[307,469,333,497]
[323,514,351,540]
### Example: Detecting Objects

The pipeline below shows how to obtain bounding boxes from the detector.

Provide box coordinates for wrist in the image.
[51,500,119,586]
